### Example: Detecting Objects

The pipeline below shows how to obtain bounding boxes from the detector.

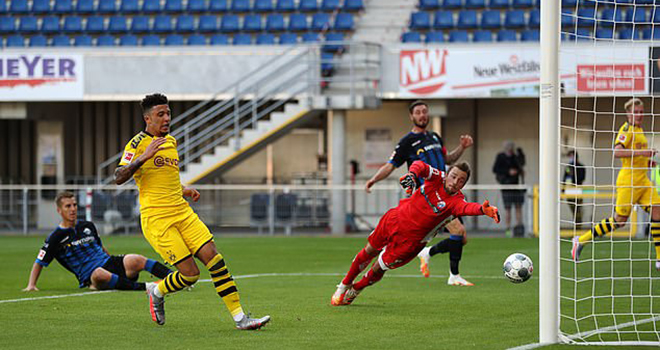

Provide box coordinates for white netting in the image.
[558,0,660,345]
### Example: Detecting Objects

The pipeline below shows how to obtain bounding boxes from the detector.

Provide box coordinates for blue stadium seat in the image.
[561,9,575,27]
[10,0,29,14]
[29,35,47,46]
[576,8,596,27]
[575,27,591,40]
[0,1,5,13]
[210,33,229,44]
[85,16,105,33]
[562,0,577,6]
[165,0,184,12]
[108,16,128,33]
[505,10,525,28]
[624,8,647,25]
[443,0,462,9]
[652,8,660,24]
[497,29,517,41]
[141,34,161,46]
[320,52,334,73]
[489,0,510,8]
[233,33,252,45]
[321,0,340,12]
[465,0,486,9]
[642,27,660,40]
[528,9,540,28]
[74,34,93,46]
[242,14,261,31]
[187,34,207,45]
[410,12,431,30]
[419,0,440,10]
[299,0,318,12]
[289,13,308,31]
[176,15,194,32]
[433,11,454,29]
[142,0,161,13]
[221,14,240,32]
[301,32,319,42]
[595,27,614,39]
[97,34,116,46]
[276,0,295,12]
[473,29,493,42]
[457,10,478,29]
[323,32,344,52]
[266,14,285,31]
[0,17,15,33]
[209,0,228,12]
[311,13,330,31]
[54,0,73,13]
[41,16,60,34]
[153,15,173,32]
[512,0,533,7]
[97,0,117,13]
[52,34,71,46]
[130,16,150,32]
[120,0,140,13]
[165,34,184,45]
[18,16,38,33]
[76,0,94,13]
[401,31,422,42]
[448,30,469,42]
[63,16,83,33]
[279,33,298,44]
[254,0,274,12]
[256,33,276,44]
[481,10,501,29]
[119,34,137,45]
[187,0,207,12]
[198,15,218,32]
[6,34,24,47]
[618,27,641,40]
[520,29,539,41]
[425,31,445,42]
[599,8,623,27]
[343,0,364,11]
[32,0,51,13]
[334,13,354,31]
[232,0,251,12]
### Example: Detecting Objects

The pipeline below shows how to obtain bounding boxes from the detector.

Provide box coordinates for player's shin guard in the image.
[651,222,660,260]
[144,259,173,279]
[448,235,463,275]
[157,271,199,296]
[342,248,376,286]
[353,268,385,291]
[106,274,146,290]
[579,217,616,244]
[206,254,244,319]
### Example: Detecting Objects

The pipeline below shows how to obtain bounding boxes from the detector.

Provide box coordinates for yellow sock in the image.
[206,254,243,318]
[157,271,198,296]
[651,223,660,260]
[579,217,616,244]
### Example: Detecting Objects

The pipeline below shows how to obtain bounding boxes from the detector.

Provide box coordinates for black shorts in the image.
[101,255,136,281]
[502,189,525,208]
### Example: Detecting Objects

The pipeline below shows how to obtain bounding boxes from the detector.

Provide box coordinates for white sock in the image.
[153,284,163,298]
[233,312,245,322]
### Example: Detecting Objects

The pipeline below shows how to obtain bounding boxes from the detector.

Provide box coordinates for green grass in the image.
[0,235,657,350]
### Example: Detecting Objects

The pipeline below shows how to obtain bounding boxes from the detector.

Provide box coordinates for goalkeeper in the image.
[572,98,660,271]
[331,160,500,306]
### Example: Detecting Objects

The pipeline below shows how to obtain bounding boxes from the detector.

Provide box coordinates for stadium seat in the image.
[52,34,71,46]
[165,0,184,12]
[578,0,596,6]
[10,0,29,14]
[209,0,228,12]
[41,16,60,34]
[505,10,525,28]
[528,9,540,28]
[187,34,207,45]
[434,11,454,29]
[320,52,334,73]
[425,31,445,42]
[642,27,660,40]
[448,30,469,42]
[243,14,262,32]
[210,33,229,44]
[153,15,173,33]
[29,34,47,46]
[0,1,5,12]
[18,16,38,33]
[600,8,624,27]
[618,27,641,40]
[402,31,422,42]
[54,0,73,13]
[165,34,184,45]
[198,15,218,32]
[562,0,577,6]
[276,0,295,11]
[321,0,340,12]
[97,0,117,13]
[232,33,252,45]
[119,34,137,45]
[289,13,308,31]
[563,27,590,41]
[130,16,150,32]
[299,0,318,12]
[489,0,510,8]
[301,32,319,42]
[63,16,83,33]
[561,9,575,27]
[120,0,140,13]
[625,8,647,25]
[6,34,24,47]
[176,15,194,32]
[343,0,364,11]
[410,12,431,30]
[420,0,441,9]
[32,0,50,13]
[232,0,251,12]
[497,29,517,41]
[256,33,276,44]
[108,16,128,33]
[481,10,501,29]
[512,0,533,7]
[323,32,344,52]
[473,29,493,42]
[465,0,486,9]
[520,29,539,41]
[279,32,298,44]
[443,0,463,9]
[457,10,478,29]
[85,16,105,33]
[334,13,354,31]
[142,0,161,13]
[221,14,240,32]
[75,0,94,13]
[187,0,206,12]
[595,27,614,39]
[74,34,93,46]
[576,8,596,27]
[254,0,274,12]
[312,13,330,31]
[653,8,660,24]
[97,34,116,46]
[0,17,15,33]
[142,34,161,46]
[266,14,285,31]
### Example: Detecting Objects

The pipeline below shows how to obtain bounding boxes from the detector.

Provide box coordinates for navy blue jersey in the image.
[35,221,110,288]
[389,131,448,172]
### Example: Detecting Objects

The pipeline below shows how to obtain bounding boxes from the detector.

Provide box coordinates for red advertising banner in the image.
[576,64,645,92]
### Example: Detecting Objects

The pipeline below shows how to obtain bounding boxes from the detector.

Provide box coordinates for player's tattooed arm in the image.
[445,135,473,165]
[115,137,167,185]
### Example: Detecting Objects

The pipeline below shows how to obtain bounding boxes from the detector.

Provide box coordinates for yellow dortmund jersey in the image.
[615,122,650,185]
[118,131,188,217]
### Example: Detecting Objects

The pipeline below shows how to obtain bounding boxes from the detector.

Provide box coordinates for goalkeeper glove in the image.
[481,200,500,223]
[399,172,418,196]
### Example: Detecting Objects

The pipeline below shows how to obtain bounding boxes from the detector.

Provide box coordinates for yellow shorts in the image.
[615,180,660,217]
[141,206,214,265]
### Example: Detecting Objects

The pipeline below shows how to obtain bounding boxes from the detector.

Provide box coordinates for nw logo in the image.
[400,49,448,95]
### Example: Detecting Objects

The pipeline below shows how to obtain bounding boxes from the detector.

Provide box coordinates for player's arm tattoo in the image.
[114,157,145,185]
[445,146,465,165]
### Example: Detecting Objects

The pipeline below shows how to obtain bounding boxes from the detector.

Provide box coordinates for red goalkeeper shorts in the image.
[368,208,426,271]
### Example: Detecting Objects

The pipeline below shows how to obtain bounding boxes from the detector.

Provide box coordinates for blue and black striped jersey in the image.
[389,131,448,172]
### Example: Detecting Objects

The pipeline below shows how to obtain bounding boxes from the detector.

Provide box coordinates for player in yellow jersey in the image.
[114,93,270,329]
[572,98,660,271]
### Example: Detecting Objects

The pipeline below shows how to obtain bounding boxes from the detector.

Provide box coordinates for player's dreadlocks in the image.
[140,93,169,115]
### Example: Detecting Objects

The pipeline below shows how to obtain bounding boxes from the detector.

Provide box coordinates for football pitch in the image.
[0,235,658,350]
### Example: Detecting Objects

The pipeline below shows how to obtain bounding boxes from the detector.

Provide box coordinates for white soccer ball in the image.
[503,253,533,283]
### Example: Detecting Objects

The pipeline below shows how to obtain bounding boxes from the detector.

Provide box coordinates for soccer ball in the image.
[503,253,533,283]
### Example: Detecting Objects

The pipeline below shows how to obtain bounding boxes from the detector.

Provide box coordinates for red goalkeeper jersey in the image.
[395,160,483,243]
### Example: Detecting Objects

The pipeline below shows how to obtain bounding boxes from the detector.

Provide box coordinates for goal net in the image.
[546,0,660,345]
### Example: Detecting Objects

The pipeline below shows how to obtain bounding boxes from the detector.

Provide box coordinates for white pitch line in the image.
[0,290,116,304]
[506,342,549,350]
